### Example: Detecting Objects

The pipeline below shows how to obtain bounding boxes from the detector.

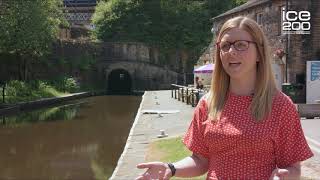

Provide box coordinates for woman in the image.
[136,16,313,180]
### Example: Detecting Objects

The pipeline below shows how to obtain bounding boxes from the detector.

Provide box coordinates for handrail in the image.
[171,84,206,107]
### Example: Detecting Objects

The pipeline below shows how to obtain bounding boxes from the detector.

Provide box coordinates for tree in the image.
[0,0,67,81]
[92,0,246,71]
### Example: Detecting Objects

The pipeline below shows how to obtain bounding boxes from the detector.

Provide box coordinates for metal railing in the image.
[171,84,203,107]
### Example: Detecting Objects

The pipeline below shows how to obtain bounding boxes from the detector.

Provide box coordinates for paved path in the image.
[301,119,320,178]
[110,90,195,180]
[110,90,320,180]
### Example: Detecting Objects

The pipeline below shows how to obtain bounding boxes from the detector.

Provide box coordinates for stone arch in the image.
[107,69,132,94]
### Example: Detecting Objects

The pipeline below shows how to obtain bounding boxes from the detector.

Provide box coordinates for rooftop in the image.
[211,0,271,21]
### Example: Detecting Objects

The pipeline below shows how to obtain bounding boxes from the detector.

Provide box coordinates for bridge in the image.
[61,0,98,39]
[63,0,96,24]
[55,41,184,94]
[95,43,182,94]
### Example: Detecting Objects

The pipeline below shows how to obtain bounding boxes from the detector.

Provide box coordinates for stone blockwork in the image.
[47,41,184,91]
[200,0,320,103]
[102,61,179,91]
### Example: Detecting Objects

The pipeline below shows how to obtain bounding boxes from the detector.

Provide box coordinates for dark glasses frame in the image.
[216,40,258,52]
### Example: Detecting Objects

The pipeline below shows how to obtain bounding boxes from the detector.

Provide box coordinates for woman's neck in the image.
[229,76,256,96]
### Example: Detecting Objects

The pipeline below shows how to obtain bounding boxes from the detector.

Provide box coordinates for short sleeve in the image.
[183,98,209,159]
[275,98,314,168]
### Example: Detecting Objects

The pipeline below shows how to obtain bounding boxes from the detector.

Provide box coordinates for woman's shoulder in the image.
[199,92,210,103]
[197,92,210,110]
[272,90,297,111]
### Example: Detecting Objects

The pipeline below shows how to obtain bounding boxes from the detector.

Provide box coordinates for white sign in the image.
[282,7,311,34]
[306,61,320,104]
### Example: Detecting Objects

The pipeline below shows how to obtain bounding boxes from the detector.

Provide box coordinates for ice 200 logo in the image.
[282,7,311,34]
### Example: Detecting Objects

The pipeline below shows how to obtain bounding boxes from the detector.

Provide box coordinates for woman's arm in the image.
[270,162,301,180]
[136,153,208,180]
[173,153,208,177]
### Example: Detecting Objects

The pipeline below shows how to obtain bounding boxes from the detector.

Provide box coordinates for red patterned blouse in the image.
[183,91,313,180]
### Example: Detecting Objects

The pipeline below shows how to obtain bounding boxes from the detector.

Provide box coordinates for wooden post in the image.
[186,88,189,104]
[171,85,173,98]
[195,90,200,106]
[191,89,195,107]
[181,88,184,102]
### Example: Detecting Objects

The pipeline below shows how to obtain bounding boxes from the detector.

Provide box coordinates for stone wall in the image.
[102,61,179,91]
[311,0,320,60]
[24,41,184,91]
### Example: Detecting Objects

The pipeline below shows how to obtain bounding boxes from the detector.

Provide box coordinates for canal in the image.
[0,95,142,179]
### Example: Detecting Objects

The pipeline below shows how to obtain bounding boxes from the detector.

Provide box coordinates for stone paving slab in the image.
[110,90,320,180]
[110,90,194,180]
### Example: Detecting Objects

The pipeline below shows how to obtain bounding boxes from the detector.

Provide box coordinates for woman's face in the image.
[219,28,259,80]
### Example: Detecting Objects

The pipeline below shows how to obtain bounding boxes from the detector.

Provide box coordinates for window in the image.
[256,13,263,25]
[279,5,286,35]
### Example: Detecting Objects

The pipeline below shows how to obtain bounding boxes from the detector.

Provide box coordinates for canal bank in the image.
[110,90,195,179]
[0,90,144,116]
[0,92,95,116]
[110,90,320,180]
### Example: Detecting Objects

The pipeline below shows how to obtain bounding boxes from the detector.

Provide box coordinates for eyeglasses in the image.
[216,40,257,52]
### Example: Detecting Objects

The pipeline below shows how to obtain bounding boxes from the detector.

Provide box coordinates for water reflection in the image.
[0,95,141,179]
[0,103,81,126]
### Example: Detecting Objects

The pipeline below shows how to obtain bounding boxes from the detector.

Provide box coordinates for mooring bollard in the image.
[157,129,168,138]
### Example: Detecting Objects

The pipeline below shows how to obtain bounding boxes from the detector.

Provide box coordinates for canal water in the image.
[0,95,142,179]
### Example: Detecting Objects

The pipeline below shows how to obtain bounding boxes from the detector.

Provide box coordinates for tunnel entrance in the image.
[107,69,132,94]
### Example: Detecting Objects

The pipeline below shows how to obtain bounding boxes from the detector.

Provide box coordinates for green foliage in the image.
[76,53,97,71]
[1,78,80,104]
[92,0,246,58]
[4,80,64,103]
[0,0,67,57]
[47,76,80,93]
[92,0,143,42]
[64,77,80,93]
[235,0,247,6]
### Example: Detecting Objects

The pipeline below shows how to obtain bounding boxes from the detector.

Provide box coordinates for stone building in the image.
[199,0,320,103]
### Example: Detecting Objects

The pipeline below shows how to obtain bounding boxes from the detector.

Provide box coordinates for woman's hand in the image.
[269,168,289,180]
[136,162,172,180]
[270,162,301,180]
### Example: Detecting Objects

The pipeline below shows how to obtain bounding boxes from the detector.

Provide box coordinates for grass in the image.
[145,136,206,180]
